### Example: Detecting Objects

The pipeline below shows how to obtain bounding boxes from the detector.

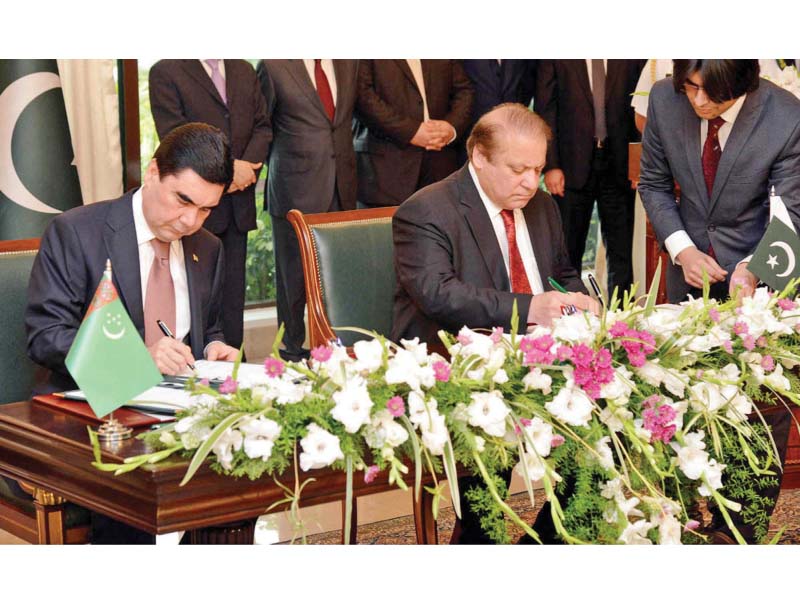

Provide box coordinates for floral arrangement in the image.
[91,279,800,544]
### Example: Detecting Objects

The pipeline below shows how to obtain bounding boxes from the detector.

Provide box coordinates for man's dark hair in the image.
[153,122,233,190]
[672,60,760,103]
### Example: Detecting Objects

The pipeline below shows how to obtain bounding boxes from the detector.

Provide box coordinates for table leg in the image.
[413,489,438,544]
[18,482,66,545]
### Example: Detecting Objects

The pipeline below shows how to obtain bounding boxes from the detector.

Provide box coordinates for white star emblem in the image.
[767,254,780,270]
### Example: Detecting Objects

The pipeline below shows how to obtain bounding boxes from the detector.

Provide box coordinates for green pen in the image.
[547,276,568,293]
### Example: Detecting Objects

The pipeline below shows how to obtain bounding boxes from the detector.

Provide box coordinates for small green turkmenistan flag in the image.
[65,261,162,418]
[748,217,800,292]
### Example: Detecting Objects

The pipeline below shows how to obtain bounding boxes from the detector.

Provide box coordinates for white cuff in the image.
[737,255,753,269]
[447,123,457,144]
[664,230,696,265]
[203,340,224,358]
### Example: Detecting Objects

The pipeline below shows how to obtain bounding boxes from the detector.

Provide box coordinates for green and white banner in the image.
[0,59,82,240]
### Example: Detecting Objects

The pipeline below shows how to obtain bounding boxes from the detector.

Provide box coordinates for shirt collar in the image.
[468,162,505,219]
[132,187,157,247]
[719,93,746,125]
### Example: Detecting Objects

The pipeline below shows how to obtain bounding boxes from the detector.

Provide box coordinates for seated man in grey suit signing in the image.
[27,123,240,392]
[392,103,599,543]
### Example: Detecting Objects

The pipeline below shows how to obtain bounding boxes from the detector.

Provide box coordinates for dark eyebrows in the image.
[176,191,196,205]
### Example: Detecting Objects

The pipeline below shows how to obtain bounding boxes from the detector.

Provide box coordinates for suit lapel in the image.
[331,60,349,126]
[456,166,510,291]
[575,60,594,107]
[682,105,709,206]
[182,60,226,109]
[605,60,622,104]
[709,91,764,212]
[103,193,144,336]
[522,196,552,285]
[395,59,421,94]
[181,234,203,357]
[285,60,330,121]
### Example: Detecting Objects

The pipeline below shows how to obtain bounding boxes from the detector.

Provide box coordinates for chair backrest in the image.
[0,239,42,405]
[288,207,397,348]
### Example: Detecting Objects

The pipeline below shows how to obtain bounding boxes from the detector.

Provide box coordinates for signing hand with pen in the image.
[148,337,197,375]
[528,291,600,326]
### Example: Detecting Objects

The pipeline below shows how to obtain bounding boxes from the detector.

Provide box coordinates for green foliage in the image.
[464,473,511,544]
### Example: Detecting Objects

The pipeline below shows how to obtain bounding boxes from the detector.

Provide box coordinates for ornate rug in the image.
[303,488,800,545]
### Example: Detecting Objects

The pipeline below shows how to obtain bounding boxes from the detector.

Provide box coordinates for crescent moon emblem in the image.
[770,241,796,278]
[102,325,125,341]
[0,72,65,214]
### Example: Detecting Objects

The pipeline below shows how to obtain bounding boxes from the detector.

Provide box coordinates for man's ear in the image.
[472,145,488,169]
[144,159,160,184]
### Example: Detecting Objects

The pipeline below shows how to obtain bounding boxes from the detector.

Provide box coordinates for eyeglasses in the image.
[682,79,707,95]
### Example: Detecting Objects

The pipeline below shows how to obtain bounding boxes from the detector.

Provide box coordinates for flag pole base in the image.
[96,418,132,442]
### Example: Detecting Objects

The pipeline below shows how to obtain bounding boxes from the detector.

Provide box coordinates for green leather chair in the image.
[288,207,397,348]
[0,242,90,544]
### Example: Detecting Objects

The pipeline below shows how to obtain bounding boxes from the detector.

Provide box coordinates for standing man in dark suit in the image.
[392,105,598,544]
[256,59,358,362]
[458,60,537,163]
[639,59,800,303]
[536,59,645,298]
[354,59,474,208]
[640,60,800,543]
[149,59,271,352]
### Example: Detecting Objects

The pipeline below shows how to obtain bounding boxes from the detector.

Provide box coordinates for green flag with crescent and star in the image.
[0,59,82,240]
[748,217,800,292]
[65,263,162,418]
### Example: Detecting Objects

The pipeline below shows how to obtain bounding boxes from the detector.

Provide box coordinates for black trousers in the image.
[271,188,341,362]
[558,148,634,298]
[215,225,248,351]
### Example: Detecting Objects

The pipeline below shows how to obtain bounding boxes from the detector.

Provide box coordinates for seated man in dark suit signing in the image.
[392,103,599,543]
[26,123,240,543]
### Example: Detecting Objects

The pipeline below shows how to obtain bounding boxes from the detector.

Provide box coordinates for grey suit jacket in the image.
[149,59,271,234]
[391,165,584,344]
[639,78,800,301]
[25,192,226,390]
[256,59,358,217]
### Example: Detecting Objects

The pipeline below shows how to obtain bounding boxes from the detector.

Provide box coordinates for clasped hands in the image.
[528,291,600,326]
[227,159,263,193]
[676,246,757,298]
[148,337,239,376]
[410,120,456,151]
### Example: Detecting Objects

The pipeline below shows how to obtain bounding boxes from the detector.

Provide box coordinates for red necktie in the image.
[500,209,532,294]
[314,59,335,122]
[144,239,176,347]
[702,116,725,197]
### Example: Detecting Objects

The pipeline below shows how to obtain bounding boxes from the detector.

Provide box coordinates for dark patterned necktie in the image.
[591,59,607,140]
[144,239,176,347]
[702,116,725,197]
[500,209,532,294]
[314,60,335,121]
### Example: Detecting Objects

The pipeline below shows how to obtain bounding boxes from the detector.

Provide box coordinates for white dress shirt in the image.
[406,59,430,121]
[664,94,747,263]
[303,59,338,106]
[132,188,191,343]
[201,59,226,80]
[468,163,545,295]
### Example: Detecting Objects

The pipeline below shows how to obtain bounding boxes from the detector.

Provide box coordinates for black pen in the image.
[156,319,196,371]
[587,272,605,308]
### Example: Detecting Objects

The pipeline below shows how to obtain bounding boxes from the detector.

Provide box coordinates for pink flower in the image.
[386,395,405,417]
[756,336,768,348]
[723,340,733,354]
[642,396,677,443]
[310,344,333,363]
[219,376,238,394]
[778,298,797,311]
[742,335,755,351]
[609,321,629,338]
[457,331,473,346]
[264,357,285,378]
[532,334,555,352]
[551,434,565,448]
[523,349,555,366]
[199,378,210,387]
[364,465,380,484]
[556,345,573,362]
[519,336,536,353]
[571,344,594,367]
[733,321,749,336]
[519,418,532,427]
[761,355,775,372]
[628,350,646,368]
[708,308,721,323]
[432,360,451,382]
[490,327,504,343]
[684,520,701,532]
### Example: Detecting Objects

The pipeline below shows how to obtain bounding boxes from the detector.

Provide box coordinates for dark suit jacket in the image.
[25,192,226,390]
[391,165,585,344]
[256,59,358,217]
[639,78,800,302]
[462,59,537,123]
[536,59,645,189]
[149,59,271,234]
[354,59,474,206]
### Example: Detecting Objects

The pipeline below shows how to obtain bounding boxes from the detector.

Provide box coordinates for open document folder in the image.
[62,360,300,415]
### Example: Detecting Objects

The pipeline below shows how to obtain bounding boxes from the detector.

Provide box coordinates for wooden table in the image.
[0,401,439,544]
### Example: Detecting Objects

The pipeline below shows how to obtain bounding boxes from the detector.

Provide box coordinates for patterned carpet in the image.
[305,488,800,545]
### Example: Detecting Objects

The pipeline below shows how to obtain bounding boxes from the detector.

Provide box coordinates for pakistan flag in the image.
[0,59,82,240]
[66,262,162,418]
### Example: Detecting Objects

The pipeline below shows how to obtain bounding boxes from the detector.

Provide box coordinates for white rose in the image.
[545,383,594,427]
[299,424,344,471]
[353,339,385,372]
[330,375,374,433]
[467,390,511,437]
